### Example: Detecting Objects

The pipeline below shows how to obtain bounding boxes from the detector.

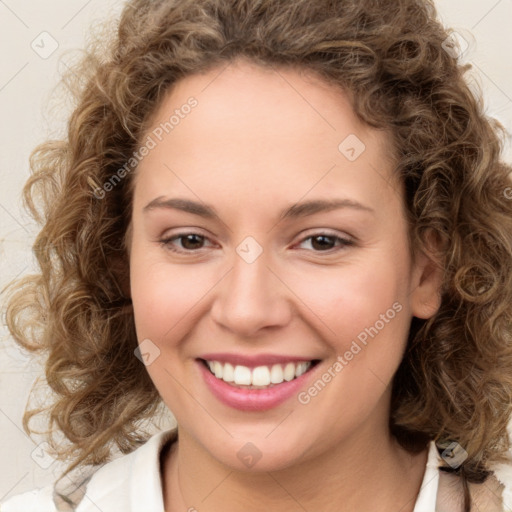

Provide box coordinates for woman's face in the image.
[128,59,440,471]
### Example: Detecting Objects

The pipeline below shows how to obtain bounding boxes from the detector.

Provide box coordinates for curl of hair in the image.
[4,0,512,504]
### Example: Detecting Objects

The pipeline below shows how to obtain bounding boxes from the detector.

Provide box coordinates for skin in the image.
[128,58,442,512]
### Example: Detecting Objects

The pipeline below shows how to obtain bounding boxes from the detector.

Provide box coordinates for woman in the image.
[2,0,512,510]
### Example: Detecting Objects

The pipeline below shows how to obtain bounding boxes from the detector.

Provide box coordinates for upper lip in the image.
[198,353,320,368]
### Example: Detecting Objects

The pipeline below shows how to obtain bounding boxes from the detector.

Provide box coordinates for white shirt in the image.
[0,430,501,512]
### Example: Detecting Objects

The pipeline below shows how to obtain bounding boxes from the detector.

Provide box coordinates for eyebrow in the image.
[143,196,375,220]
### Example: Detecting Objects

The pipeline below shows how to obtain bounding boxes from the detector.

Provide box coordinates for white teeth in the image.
[283,362,296,381]
[233,365,252,385]
[252,366,270,386]
[270,364,284,384]
[295,362,309,377]
[213,361,223,379]
[205,360,313,387]
[222,362,234,382]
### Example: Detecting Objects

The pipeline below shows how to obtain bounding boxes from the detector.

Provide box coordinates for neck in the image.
[162,421,428,512]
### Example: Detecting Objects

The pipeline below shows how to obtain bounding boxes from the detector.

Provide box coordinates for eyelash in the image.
[159,231,354,255]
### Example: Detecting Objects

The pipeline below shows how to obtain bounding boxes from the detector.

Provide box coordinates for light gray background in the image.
[1,0,511,500]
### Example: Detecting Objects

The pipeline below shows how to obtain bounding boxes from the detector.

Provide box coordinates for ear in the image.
[409,236,444,320]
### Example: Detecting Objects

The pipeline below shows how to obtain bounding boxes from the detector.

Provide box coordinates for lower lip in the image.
[197,360,318,411]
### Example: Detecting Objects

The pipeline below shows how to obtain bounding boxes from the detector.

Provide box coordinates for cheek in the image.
[290,255,412,410]
[129,248,208,408]
[291,258,406,342]
[291,261,410,416]
[129,245,213,344]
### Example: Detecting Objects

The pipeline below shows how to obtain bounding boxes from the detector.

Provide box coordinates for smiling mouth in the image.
[199,358,321,389]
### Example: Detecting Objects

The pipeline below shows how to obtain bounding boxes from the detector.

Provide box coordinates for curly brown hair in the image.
[4,0,512,508]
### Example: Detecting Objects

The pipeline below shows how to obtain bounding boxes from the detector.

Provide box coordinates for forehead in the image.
[144,58,388,153]
[133,59,401,220]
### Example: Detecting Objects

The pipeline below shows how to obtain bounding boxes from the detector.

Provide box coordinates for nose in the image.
[210,248,293,338]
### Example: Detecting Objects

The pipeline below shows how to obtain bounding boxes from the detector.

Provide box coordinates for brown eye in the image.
[179,234,206,250]
[297,233,354,253]
[310,235,337,251]
[160,232,213,253]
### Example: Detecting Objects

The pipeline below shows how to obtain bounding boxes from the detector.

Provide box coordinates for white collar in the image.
[76,429,176,512]
[78,430,440,512]
[412,440,441,511]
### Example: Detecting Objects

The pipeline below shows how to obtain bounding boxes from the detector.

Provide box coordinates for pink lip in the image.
[198,352,316,368]
[196,359,320,412]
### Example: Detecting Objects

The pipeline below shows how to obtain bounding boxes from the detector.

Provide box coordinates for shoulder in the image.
[415,440,512,512]
[0,486,55,512]
[0,429,178,512]
[436,456,512,511]
[436,469,510,512]
[487,461,512,511]
[74,428,176,511]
